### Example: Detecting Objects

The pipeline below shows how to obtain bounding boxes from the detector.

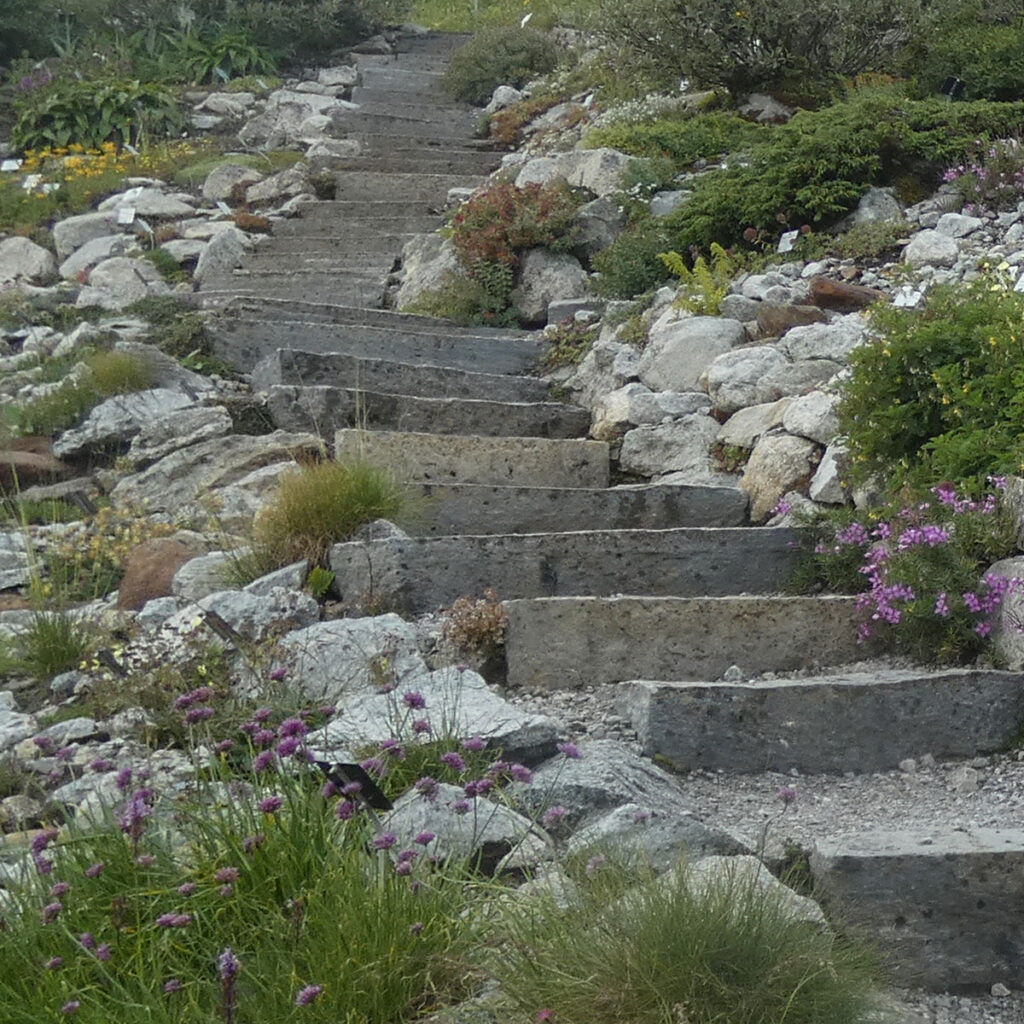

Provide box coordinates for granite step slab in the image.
[411,481,748,535]
[331,111,476,139]
[356,67,446,91]
[334,428,609,488]
[210,316,546,375]
[322,153,499,175]
[504,595,865,690]
[197,276,387,308]
[328,526,802,613]
[270,210,444,234]
[623,668,1024,774]
[331,171,486,201]
[267,384,590,439]
[252,347,551,403]
[811,828,1024,990]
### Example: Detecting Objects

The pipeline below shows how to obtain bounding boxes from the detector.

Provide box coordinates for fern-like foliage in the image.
[658,243,736,315]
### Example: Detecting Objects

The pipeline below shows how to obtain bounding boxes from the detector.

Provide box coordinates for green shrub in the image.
[594,0,920,96]
[493,854,882,1024]
[664,89,1024,253]
[584,111,765,166]
[828,219,910,261]
[659,242,738,315]
[839,275,1024,490]
[442,26,559,106]
[173,28,276,83]
[250,459,411,571]
[3,610,93,681]
[10,380,98,437]
[86,349,157,396]
[12,76,184,151]
[591,218,673,298]
[793,480,1019,664]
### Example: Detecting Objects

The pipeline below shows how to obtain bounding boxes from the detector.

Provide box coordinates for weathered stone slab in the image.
[811,828,1024,989]
[329,527,801,612]
[268,385,588,438]
[413,481,748,535]
[624,669,1024,774]
[504,595,864,689]
[334,430,609,488]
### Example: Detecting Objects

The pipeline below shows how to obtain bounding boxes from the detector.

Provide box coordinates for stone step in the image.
[323,152,497,176]
[332,112,477,140]
[349,86,477,108]
[252,347,552,403]
[334,428,610,488]
[267,384,590,438]
[197,275,387,307]
[254,230,422,252]
[811,827,1024,990]
[411,481,748,535]
[357,67,446,92]
[331,171,486,201]
[269,213,443,235]
[345,98,477,124]
[623,668,1024,775]
[328,526,802,613]
[503,595,865,690]
[223,255,398,275]
[210,315,545,375]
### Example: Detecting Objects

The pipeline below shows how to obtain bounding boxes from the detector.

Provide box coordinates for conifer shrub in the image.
[442,26,559,106]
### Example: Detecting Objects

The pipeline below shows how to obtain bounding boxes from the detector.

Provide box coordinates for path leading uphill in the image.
[198,29,1024,1011]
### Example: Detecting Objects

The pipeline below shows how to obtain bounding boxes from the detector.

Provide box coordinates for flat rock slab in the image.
[623,669,1024,774]
[268,385,589,438]
[811,827,1024,989]
[334,429,609,488]
[504,595,864,689]
[413,481,748,535]
[211,317,546,376]
[329,527,801,612]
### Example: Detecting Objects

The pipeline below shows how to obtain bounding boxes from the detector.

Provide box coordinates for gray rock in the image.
[172,552,234,603]
[37,716,101,744]
[514,156,560,189]
[136,596,179,628]
[126,405,233,469]
[53,389,194,458]
[201,163,265,202]
[737,92,795,122]
[240,90,349,148]
[935,212,984,238]
[638,312,745,394]
[574,196,627,258]
[567,337,641,409]
[717,399,792,449]
[0,793,44,828]
[740,272,791,301]
[781,390,840,444]
[0,532,30,589]
[512,249,588,326]
[739,433,820,522]
[778,314,867,362]
[76,256,170,310]
[618,414,722,478]
[649,190,691,218]
[52,211,125,260]
[718,293,760,321]
[244,560,307,596]
[279,614,426,704]
[382,783,549,875]
[194,227,248,286]
[198,93,255,116]
[903,229,959,269]
[304,138,362,172]
[704,346,790,414]
[592,383,710,441]
[155,239,206,264]
[0,236,57,287]
[808,441,848,503]
[0,703,36,752]
[98,187,195,219]
[167,586,319,644]
[556,148,634,196]
[395,233,465,311]
[985,555,1024,669]
[320,665,558,765]
[839,186,903,228]
[485,84,523,113]
[318,66,358,88]
[245,163,311,205]
[811,827,1024,989]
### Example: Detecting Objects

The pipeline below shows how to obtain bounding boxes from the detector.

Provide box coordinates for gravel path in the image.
[508,671,1024,1024]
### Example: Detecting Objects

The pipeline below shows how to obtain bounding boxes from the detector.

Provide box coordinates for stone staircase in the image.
[200,29,1024,998]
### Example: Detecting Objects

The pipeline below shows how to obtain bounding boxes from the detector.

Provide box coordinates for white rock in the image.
[58,234,135,281]
[201,163,264,202]
[704,346,790,414]
[0,236,57,287]
[808,441,848,503]
[779,313,867,362]
[76,256,170,310]
[637,312,745,393]
[935,212,984,238]
[619,414,722,478]
[740,432,820,522]
[717,399,792,449]
[903,229,959,269]
[485,84,523,113]
[782,390,840,444]
[193,227,248,286]
[511,249,587,326]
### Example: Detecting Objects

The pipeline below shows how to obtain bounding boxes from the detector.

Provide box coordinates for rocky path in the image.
[199,29,1024,1020]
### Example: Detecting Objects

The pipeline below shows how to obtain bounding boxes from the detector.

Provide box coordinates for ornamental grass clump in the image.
[797,479,1021,664]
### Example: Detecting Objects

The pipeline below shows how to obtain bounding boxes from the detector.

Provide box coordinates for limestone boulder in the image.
[126,405,234,469]
[703,346,790,415]
[193,227,248,286]
[781,390,841,444]
[740,433,820,522]
[567,336,642,410]
[935,212,983,238]
[556,148,633,197]
[986,555,1024,670]
[76,257,171,310]
[839,186,903,227]
[511,249,588,326]
[52,211,126,260]
[201,163,265,202]
[591,383,710,442]
[903,229,959,268]
[97,187,195,220]
[172,551,235,603]
[59,235,135,280]
[245,162,312,205]
[618,413,721,478]
[717,399,792,449]
[394,233,465,311]
[808,441,848,504]
[637,312,745,393]
[573,196,626,259]
[0,533,30,590]
[0,237,57,287]
[778,313,867,362]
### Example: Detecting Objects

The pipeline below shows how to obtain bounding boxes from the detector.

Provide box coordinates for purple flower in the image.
[278,717,307,739]
[156,913,191,928]
[215,867,239,883]
[95,944,111,962]
[440,751,466,772]
[163,979,183,994]
[415,776,439,799]
[215,739,235,754]
[976,620,993,637]
[118,790,153,847]
[413,831,435,846]
[257,796,283,814]
[340,780,362,796]
[360,757,384,777]
[90,759,114,773]
[34,855,53,875]
[253,728,276,749]
[397,848,417,863]
[934,591,950,617]
[184,706,215,725]
[777,786,797,806]
[295,984,323,1006]
[557,741,581,759]
[219,884,234,897]
[60,1001,80,1015]
[318,705,336,717]
[252,707,273,722]
[395,860,413,876]
[510,763,532,783]
[84,861,104,878]
[411,718,431,735]
[336,800,356,821]
[178,882,197,895]
[41,902,62,924]
[372,832,397,850]
[32,734,54,751]
[78,933,95,950]
[462,736,485,752]
[269,667,287,681]
[451,799,471,815]
[173,694,193,710]
[276,736,302,758]
[402,691,426,709]
[114,766,133,791]
[45,956,63,970]
[243,833,266,855]
[541,806,566,828]
[49,882,69,898]
[464,778,492,797]
[218,947,241,981]
[252,749,277,773]
[31,830,56,854]
[380,738,405,760]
